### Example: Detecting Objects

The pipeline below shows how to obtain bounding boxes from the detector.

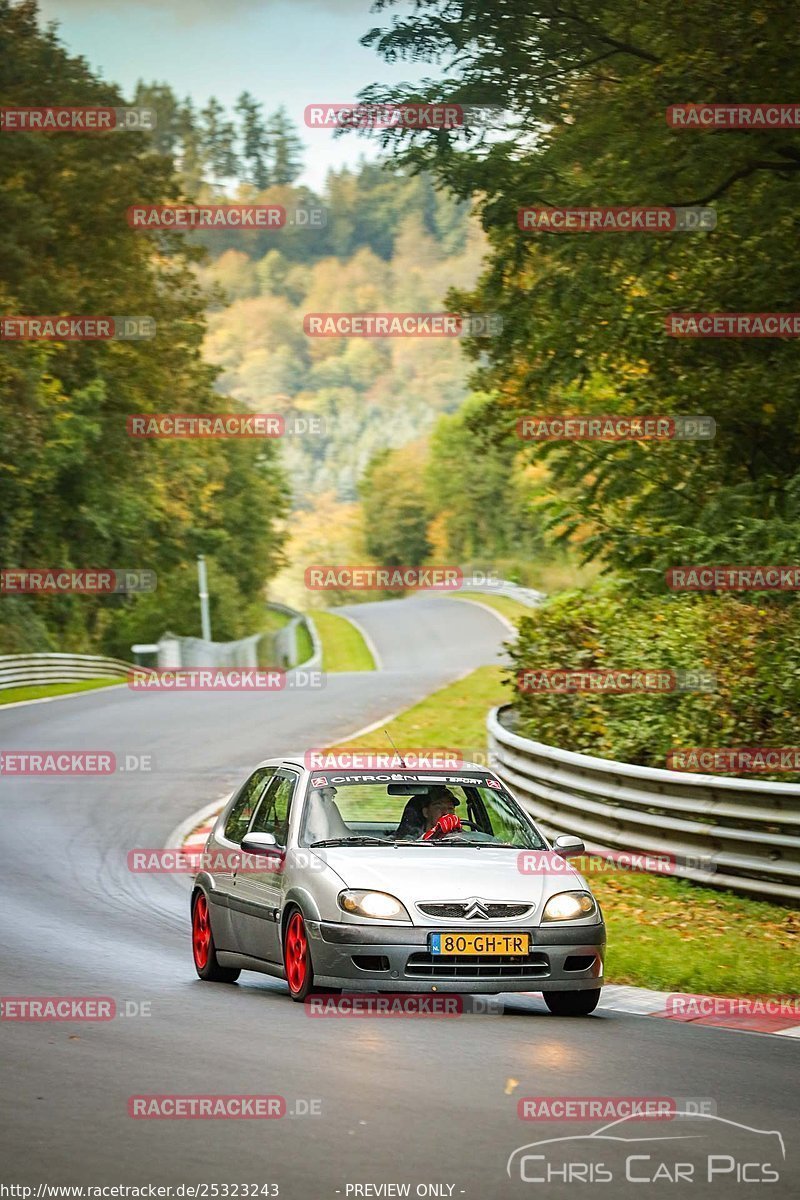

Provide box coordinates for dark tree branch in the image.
[553,5,662,64]
[679,159,800,206]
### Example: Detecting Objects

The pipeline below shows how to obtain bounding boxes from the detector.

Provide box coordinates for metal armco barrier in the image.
[267,603,322,674]
[153,605,321,674]
[459,577,544,608]
[0,653,134,691]
[488,705,800,904]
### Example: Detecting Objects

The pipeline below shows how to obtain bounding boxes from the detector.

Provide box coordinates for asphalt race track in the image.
[0,596,797,1197]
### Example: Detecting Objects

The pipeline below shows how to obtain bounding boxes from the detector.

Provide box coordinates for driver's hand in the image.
[422,813,462,841]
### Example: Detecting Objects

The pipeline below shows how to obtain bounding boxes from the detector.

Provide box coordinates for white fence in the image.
[488,705,800,904]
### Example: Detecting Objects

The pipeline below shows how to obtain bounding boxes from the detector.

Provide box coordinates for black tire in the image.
[192,891,240,983]
[543,988,601,1016]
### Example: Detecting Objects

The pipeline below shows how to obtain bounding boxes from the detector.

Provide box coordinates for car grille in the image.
[416,901,533,920]
[405,951,550,979]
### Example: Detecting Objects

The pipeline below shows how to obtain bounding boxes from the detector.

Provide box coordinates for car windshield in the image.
[300,774,547,849]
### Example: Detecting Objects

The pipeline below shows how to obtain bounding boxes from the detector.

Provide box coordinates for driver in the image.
[421,786,462,839]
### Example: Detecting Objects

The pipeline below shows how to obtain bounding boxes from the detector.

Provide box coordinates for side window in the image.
[224,768,275,844]
[248,772,298,846]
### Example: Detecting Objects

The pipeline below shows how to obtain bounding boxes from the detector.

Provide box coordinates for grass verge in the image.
[295,619,315,667]
[331,664,800,994]
[0,677,123,705]
[333,664,504,751]
[312,611,375,673]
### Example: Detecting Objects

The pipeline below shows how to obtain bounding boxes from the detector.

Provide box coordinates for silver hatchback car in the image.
[191,759,605,1015]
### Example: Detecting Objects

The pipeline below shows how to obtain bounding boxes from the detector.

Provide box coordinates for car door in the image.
[232,767,300,963]
[212,766,275,950]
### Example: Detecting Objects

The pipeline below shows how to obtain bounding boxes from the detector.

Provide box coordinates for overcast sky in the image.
[36,0,427,187]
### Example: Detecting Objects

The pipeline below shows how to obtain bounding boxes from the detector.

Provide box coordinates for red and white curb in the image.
[168,800,800,1039]
[165,796,228,856]
[591,985,800,1038]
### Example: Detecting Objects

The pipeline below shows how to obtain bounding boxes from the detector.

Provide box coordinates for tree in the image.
[235,91,272,189]
[132,80,181,157]
[0,0,288,654]
[266,106,304,184]
[201,97,239,187]
[175,97,206,194]
[425,394,545,563]
[359,447,431,568]
[360,0,800,593]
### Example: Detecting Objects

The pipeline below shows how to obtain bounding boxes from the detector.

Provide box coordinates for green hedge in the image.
[504,585,800,777]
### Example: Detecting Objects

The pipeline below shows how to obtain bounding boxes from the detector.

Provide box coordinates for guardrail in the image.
[0,653,134,691]
[149,605,321,673]
[266,603,322,674]
[488,705,800,904]
[459,578,544,608]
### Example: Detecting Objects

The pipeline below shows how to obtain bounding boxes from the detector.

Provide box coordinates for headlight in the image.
[541,891,598,922]
[338,889,411,922]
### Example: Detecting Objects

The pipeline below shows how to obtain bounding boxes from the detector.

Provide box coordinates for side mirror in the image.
[553,834,585,858]
[241,831,279,855]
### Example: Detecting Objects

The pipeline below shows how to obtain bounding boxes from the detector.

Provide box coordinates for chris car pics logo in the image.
[507,1113,785,1185]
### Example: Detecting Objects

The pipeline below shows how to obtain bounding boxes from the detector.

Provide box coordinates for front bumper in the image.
[306,920,605,993]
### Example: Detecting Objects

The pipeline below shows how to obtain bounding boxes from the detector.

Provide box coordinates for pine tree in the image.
[201,97,239,187]
[235,91,272,189]
[132,80,181,157]
[176,98,206,195]
[266,106,304,184]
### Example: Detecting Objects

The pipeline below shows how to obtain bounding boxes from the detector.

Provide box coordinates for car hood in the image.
[313,844,587,924]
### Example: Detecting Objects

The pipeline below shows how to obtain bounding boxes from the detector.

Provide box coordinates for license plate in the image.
[429,932,530,956]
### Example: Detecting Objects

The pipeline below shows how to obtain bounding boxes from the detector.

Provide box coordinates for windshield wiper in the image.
[309,836,394,847]
[459,839,519,847]
[395,838,518,848]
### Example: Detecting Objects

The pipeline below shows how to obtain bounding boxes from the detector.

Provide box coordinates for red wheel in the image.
[191,892,240,983]
[282,908,340,1001]
[285,910,310,999]
[192,894,211,969]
